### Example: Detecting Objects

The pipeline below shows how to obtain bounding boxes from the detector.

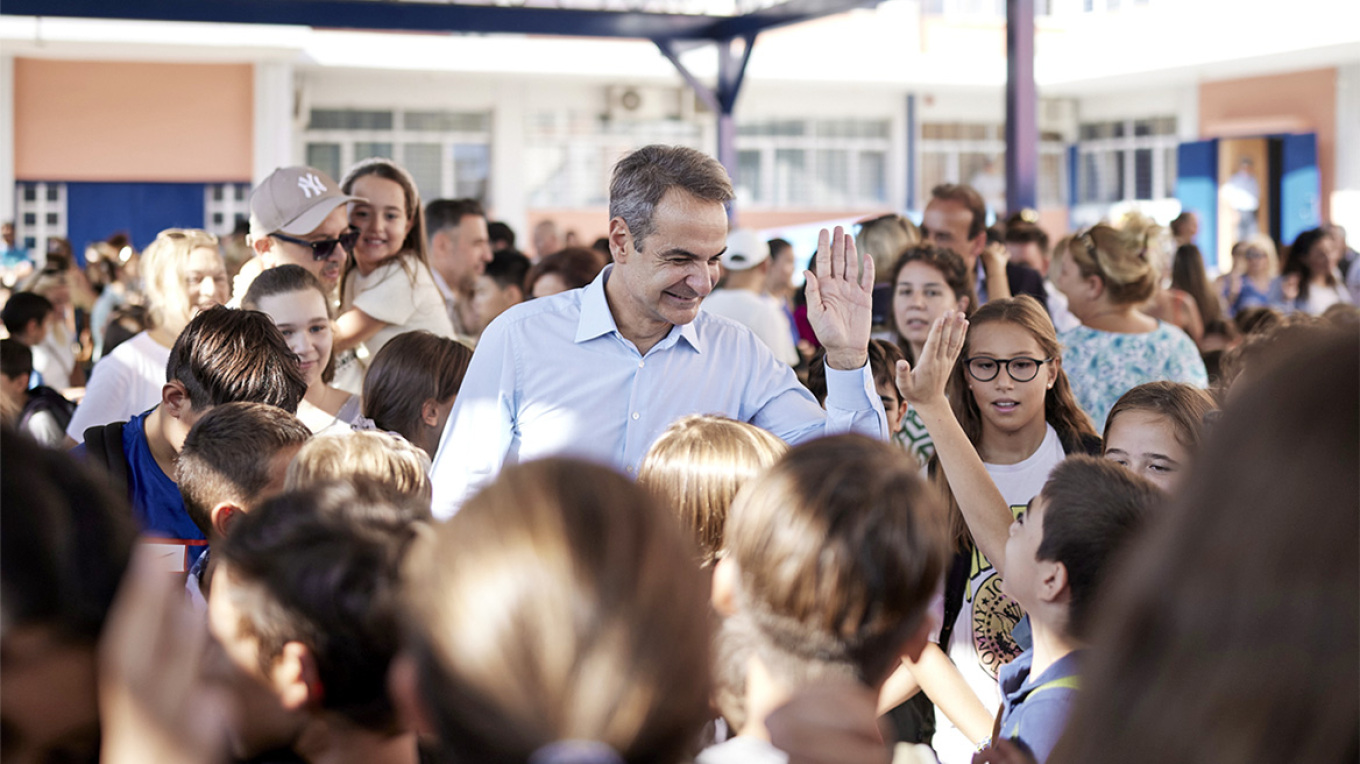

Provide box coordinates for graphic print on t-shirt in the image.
[967,506,1027,679]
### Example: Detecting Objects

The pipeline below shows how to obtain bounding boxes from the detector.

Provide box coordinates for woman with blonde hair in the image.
[1053,224,1207,430]
[390,458,712,764]
[1217,235,1278,316]
[64,228,229,443]
[335,159,455,366]
[638,414,788,568]
[856,213,921,333]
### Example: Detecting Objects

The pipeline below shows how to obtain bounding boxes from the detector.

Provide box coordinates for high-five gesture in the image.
[896,311,968,409]
[805,226,873,370]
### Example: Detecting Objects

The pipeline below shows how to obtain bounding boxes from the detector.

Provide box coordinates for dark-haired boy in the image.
[177,401,312,608]
[700,434,946,763]
[1,291,54,385]
[469,248,531,334]
[76,306,307,574]
[208,480,422,764]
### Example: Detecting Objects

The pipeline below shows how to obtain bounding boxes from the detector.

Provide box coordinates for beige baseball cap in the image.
[721,229,770,270]
[250,166,365,236]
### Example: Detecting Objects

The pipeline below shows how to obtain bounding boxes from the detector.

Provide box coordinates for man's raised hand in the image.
[805,226,874,370]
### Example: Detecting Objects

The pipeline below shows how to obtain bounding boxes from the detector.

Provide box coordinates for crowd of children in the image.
[1,146,1356,764]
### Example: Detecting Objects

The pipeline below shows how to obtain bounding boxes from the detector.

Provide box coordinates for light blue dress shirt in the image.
[429,265,887,519]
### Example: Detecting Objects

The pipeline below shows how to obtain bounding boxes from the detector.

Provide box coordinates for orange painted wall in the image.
[1199,68,1336,220]
[14,59,253,182]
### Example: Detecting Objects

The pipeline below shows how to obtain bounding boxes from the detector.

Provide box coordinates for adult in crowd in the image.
[1171,243,1229,351]
[1053,224,1207,430]
[922,184,1046,308]
[523,246,607,298]
[66,228,230,445]
[1270,227,1352,315]
[425,198,493,337]
[469,249,531,335]
[855,213,919,334]
[233,166,362,302]
[1131,215,1204,345]
[1217,235,1278,317]
[23,257,89,390]
[1004,215,1078,331]
[1169,211,1198,247]
[531,219,562,261]
[0,220,33,286]
[431,144,887,517]
[762,237,801,352]
[487,220,516,253]
[701,229,799,366]
[335,159,455,366]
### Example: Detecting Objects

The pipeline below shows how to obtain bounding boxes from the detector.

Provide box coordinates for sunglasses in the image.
[272,227,359,261]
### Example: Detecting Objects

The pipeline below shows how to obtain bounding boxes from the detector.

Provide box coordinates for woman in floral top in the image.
[1054,224,1207,430]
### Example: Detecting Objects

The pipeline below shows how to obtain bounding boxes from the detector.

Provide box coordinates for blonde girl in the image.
[65,228,228,443]
[334,159,454,366]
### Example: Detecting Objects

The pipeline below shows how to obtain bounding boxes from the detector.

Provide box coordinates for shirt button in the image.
[631,412,640,420]
[638,361,645,368]
[626,465,636,474]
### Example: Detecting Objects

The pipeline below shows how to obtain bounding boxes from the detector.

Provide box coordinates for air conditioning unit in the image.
[606,85,681,122]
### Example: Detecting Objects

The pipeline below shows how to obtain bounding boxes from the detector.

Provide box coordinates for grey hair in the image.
[608,145,734,250]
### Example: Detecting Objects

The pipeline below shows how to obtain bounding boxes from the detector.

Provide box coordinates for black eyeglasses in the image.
[271,227,359,261]
[964,356,1052,383]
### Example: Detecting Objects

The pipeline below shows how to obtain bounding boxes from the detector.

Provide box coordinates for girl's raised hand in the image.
[896,310,968,408]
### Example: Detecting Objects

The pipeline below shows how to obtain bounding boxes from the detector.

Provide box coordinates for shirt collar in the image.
[575,265,704,353]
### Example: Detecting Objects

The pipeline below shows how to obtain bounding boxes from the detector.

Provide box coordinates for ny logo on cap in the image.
[297,173,328,199]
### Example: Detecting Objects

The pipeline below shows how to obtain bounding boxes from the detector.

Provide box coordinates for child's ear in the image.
[710,555,740,617]
[1045,356,1060,391]
[421,399,440,428]
[210,502,243,539]
[271,641,324,713]
[388,651,436,735]
[1039,559,1069,605]
[161,380,190,418]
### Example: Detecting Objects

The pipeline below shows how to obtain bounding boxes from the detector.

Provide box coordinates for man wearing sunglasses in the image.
[231,166,366,304]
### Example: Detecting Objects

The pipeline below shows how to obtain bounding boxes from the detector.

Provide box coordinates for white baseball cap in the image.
[721,229,770,271]
[250,166,365,236]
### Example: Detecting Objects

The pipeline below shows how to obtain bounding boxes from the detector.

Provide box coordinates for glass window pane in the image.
[235,184,246,201]
[1164,146,1178,199]
[1134,148,1153,199]
[815,149,850,206]
[1111,149,1126,201]
[353,142,394,163]
[23,212,36,226]
[453,144,490,201]
[45,212,58,226]
[23,185,36,202]
[738,149,763,203]
[309,109,392,130]
[403,143,444,201]
[405,111,490,133]
[858,151,887,203]
[213,185,224,202]
[305,143,342,183]
[775,149,808,205]
[46,185,58,202]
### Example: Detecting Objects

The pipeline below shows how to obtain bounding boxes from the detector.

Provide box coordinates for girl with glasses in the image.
[333,159,455,369]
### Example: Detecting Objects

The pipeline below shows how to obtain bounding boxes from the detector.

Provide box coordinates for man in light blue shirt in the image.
[430,145,887,518]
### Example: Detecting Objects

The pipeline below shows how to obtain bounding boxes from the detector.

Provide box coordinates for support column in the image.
[253,60,295,184]
[1005,0,1037,214]
[906,93,918,212]
[1,55,15,223]
[490,83,528,239]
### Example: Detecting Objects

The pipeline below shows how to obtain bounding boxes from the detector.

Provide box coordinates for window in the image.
[524,110,703,208]
[204,183,251,236]
[303,108,493,203]
[736,118,893,208]
[1076,117,1177,204]
[919,122,1067,210]
[13,182,67,260]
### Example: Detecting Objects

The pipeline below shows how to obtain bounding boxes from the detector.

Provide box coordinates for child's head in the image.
[1102,382,1216,492]
[0,339,33,410]
[638,415,787,568]
[140,228,229,334]
[210,479,422,733]
[718,434,946,687]
[889,244,974,360]
[868,339,908,432]
[242,264,336,387]
[284,431,432,518]
[394,458,711,762]
[951,295,1096,447]
[341,158,427,276]
[177,402,313,541]
[1004,456,1161,640]
[1,291,54,346]
[166,306,309,423]
[361,331,472,457]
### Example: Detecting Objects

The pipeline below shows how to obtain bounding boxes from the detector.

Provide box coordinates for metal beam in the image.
[1005,0,1037,214]
[2,0,879,42]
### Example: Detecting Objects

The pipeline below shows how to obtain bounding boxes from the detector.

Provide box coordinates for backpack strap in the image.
[83,421,131,494]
